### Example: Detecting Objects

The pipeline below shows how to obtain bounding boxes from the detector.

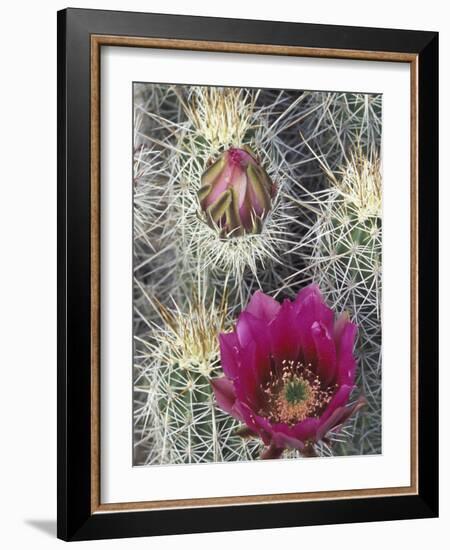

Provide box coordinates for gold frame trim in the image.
[90,35,419,514]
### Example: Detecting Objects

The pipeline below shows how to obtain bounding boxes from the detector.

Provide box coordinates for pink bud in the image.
[198,147,275,237]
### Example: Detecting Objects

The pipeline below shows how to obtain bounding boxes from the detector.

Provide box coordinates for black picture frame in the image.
[57,7,438,541]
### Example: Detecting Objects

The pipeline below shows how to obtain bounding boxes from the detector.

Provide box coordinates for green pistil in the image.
[284,378,310,405]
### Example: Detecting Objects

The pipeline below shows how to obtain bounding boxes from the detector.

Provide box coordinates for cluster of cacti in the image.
[135,288,263,464]
[296,151,382,455]
[294,93,382,455]
[133,84,382,465]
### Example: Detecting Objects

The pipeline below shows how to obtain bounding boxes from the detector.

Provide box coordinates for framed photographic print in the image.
[57,8,439,541]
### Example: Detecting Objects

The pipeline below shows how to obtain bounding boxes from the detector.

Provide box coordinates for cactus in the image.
[134,289,263,464]
[171,86,297,290]
[296,150,382,455]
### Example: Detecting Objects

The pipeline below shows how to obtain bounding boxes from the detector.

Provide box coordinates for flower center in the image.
[284,377,310,405]
[260,359,336,426]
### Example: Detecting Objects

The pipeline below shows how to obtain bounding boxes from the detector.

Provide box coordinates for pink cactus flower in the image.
[211,284,365,459]
[198,147,275,236]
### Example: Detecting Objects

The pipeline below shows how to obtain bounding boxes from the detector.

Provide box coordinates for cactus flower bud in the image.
[198,147,275,237]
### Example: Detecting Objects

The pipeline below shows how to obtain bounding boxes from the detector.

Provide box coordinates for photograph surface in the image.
[133,84,382,466]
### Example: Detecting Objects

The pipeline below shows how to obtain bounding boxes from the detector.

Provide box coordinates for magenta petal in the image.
[331,395,367,429]
[337,356,357,386]
[316,407,346,441]
[292,417,321,442]
[269,300,302,363]
[298,290,334,331]
[335,322,358,385]
[245,290,281,322]
[294,283,321,309]
[236,312,271,381]
[316,395,366,440]
[233,342,263,408]
[334,311,350,344]
[236,312,269,350]
[297,294,334,366]
[219,332,240,379]
[295,285,333,330]
[268,420,318,449]
[311,321,337,385]
[336,316,357,354]
[233,402,271,445]
[270,430,305,451]
[320,384,353,424]
[211,377,237,415]
[251,410,273,434]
